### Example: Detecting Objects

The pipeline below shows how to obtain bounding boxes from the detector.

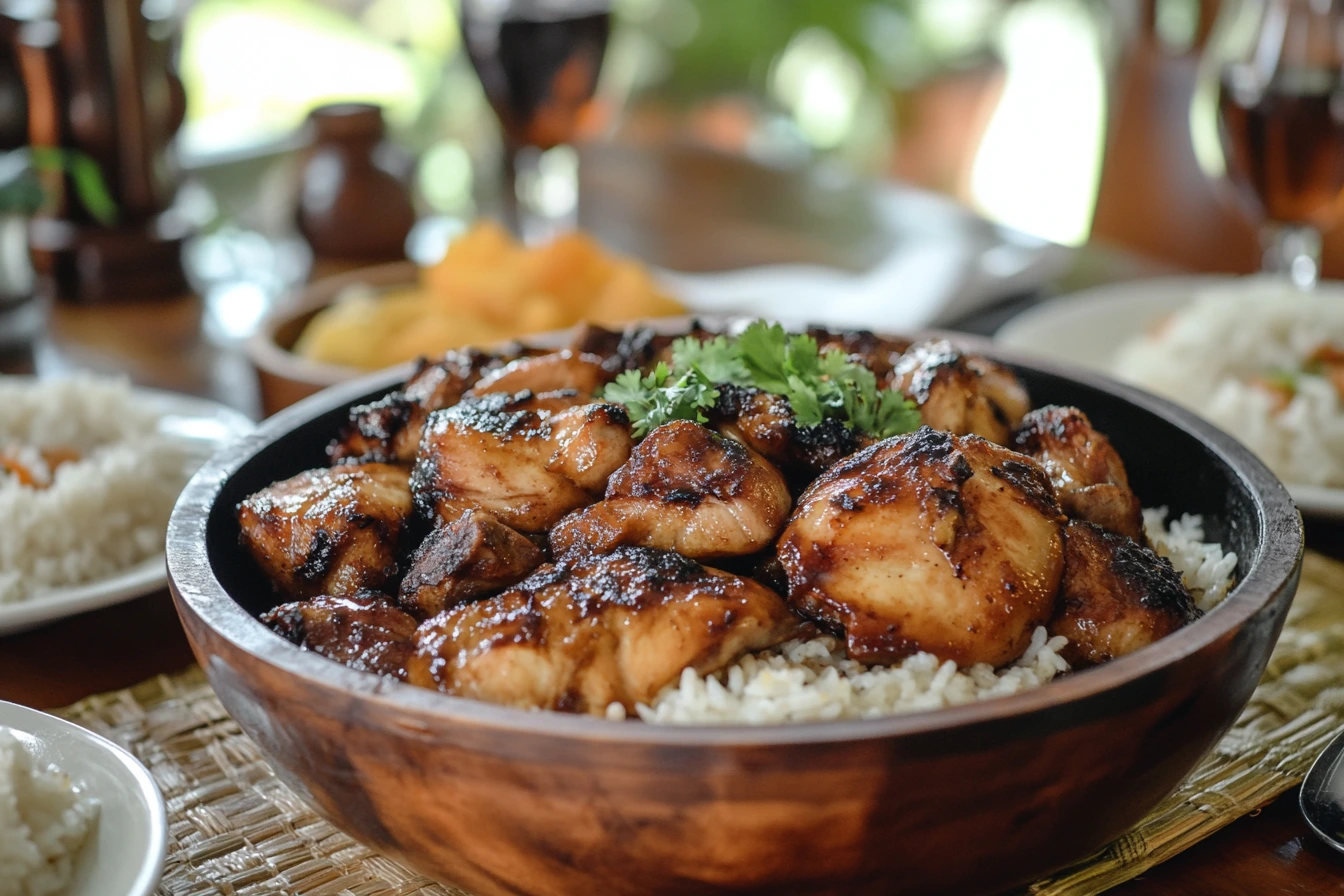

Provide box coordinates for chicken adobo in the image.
[238,320,1210,719]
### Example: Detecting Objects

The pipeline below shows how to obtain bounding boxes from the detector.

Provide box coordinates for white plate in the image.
[0,385,255,635]
[0,700,167,896]
[996,274,1344,518]
[658,182,1075,332]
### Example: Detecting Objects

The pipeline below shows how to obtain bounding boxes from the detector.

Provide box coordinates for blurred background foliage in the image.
[176,0,1168,246]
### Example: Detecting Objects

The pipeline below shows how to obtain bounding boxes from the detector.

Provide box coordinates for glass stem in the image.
[512,144,580,246]
[1261,223,1322,290]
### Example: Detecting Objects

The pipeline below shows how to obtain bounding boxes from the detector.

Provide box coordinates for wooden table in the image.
[1,148,1341,895]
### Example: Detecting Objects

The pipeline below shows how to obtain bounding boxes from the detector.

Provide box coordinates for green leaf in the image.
[601,319,923,439]
[26,147,118,226]
[601,363,720,437]
[670,335,751,386]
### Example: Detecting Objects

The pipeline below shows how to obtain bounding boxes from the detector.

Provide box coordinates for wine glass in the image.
[459,0,612,245]
[1207,0,1344,288]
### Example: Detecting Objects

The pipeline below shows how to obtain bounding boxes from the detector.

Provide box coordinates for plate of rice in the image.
[0,375,254,635]
[997,274,1344,517]
[0,700,166,896]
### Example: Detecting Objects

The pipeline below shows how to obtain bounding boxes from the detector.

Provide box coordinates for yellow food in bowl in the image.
[293,222,685,370]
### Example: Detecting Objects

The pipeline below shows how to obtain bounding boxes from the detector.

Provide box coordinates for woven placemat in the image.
[57,552,1344,896]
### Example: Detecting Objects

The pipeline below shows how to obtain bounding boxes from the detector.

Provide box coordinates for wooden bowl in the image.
[247,261,417,416]
[167,337,1303,896]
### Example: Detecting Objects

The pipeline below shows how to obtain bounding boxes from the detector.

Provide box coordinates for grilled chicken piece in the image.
[806,327,911,380]
[329,348,511,465]
[406,546,801,713]
[889,340,1030,445]
[1011,405,1144,541]
[411,391,634,533]
[709,385,862,483]
[465,350,613,399]
[568,322,673,374]
[1050,521,1199,666]
[398,509,544,617]
[262,593,418,679]
[778,426,1066,666]
[238,463,412,599]
[549,420,792,561]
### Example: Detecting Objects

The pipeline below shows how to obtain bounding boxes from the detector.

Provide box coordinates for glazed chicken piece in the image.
[1050,520,1199,666]
[888,340,1031,445]
[238,463,413,599]
[411,391,634,533]
[262,593,418,680]
[1011,405,1144,541]
[778,426,1066,667]
[329,348,513,465]
[398,508,544,617]
[465,350,614,399]
[568,322,674,374]
[708,385,863,483]
[406,546,801,713]
[549,420,792,561]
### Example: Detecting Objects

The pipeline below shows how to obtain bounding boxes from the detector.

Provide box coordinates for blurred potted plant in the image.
[0,147,117,308]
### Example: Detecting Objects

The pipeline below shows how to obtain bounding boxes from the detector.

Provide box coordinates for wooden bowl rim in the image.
[170,319,1304,746]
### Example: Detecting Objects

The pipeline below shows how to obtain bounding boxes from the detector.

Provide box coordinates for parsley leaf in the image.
[602,320,922,439]
[602,363,719,437]
[670,335,751,386]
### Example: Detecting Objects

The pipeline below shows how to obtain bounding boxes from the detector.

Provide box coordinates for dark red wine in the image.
[461,2,611,150]
[1219,64,1344,225]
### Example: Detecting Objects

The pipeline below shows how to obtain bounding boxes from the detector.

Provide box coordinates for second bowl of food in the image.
[170,319,1302,896]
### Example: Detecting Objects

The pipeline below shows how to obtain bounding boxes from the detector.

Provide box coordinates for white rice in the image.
[633,510,1237,724]
[1113,281,1344,487]
[0,729,98,896]
[0,376,193,604]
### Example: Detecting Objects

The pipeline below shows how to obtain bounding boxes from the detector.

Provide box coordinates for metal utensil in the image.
[1300,726,1344,853]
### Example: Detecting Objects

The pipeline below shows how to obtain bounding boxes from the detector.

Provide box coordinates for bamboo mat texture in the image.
[57,552,1344,896]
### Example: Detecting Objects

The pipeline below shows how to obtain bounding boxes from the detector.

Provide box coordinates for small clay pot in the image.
[295,103,416,263]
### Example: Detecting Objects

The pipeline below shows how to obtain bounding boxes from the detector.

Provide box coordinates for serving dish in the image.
[0,385,255,636]
[169,324,1302,896]
[995,275,1344,519]
[0,700,167,896]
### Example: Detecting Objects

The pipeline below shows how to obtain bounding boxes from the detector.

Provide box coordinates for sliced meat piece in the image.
[238,463,412,599]
[1050,520,1199,666]
[406,546,801,714]
[398,509,544,617]
[411,391,634,533]
[1011,405,1144,541]
[778,426,1066,667]
[549,420,791,561]
[262,593,418,680]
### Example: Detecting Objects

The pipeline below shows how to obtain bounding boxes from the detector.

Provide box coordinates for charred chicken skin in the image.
[778,426,1066,667]
[1011,405,1144,541]
[237,463,412,599]
[406,546,800,713]
[465,350,614,399]
[411,391,634,533]
[329,348,511,465]
[709,385,863,483]
[398,508,543,617]
[889,340,1031,445]
[1050,520,1199,666]
[262,593,418,680]
[549,420,791,561]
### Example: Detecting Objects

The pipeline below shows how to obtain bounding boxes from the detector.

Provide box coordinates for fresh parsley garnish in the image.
[603,362,720,437]
[601,321,921,438]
